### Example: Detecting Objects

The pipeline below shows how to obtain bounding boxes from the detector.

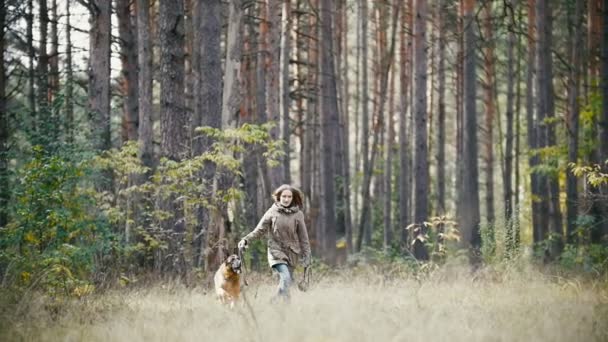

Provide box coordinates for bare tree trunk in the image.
[504,0,516,253]
[27,0,36,133]
[514,3,522,249]
[280,0,291,184]
[436,0,446,215]
[598,0,608,242]
[384,26,396,251]
[38,0,49,143]
[356,0,370,252]
[65,0,74,143]
[267,0,283,188]
[413,0,429,226]
[118,0,139,142]
[482,3,495,226]
[222,0,243,131]
[398,0,412,248]
[536,0,562,256]
[459,0,481,256]
[566,0,583,244]
[89,0,112,152]
[0,0,7,228]
[319,0,339,263]
[197,0,223,271]
[137,0,154,168]
[526,0,542,244]
[49,0,59,138]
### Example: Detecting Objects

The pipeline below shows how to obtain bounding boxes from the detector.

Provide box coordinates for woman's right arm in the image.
[242,210,272,243]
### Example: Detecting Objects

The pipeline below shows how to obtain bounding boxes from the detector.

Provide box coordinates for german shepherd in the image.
[213,254,242,307]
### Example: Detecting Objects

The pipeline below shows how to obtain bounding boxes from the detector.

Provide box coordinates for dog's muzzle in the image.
[231,258,242,274]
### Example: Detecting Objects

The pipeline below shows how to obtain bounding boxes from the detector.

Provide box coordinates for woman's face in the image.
[279,190,293,207]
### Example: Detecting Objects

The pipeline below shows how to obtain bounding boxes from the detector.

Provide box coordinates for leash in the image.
[238,246,248,286]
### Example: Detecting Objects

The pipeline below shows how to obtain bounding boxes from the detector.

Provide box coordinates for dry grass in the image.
[3,264,608,342]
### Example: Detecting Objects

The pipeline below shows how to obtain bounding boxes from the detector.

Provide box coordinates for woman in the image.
[238,184,312,299]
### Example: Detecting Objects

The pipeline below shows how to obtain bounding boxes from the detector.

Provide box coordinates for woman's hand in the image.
[238,239,248,250]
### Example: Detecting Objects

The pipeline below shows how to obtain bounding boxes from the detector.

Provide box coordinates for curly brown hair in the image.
[272,184,304,209]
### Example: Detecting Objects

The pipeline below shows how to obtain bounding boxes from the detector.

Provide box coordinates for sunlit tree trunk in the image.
[117,0,139,142]
[280,0,291,184]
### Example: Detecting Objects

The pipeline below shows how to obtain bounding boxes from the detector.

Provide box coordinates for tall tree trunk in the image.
[356,0,371,252]
[160,0,187,274]
[27,0,36,133]
[197,0,223,271]
[267,0,283,188]
[89,0,112,152]
[280,0,291,184]
[384,21,396,251]
[598,0,608,242]
[137,0,154,168]
[514,3,522,249]
[398,0,412,248]
[38,0,49,143]
[566,0,583,244]
[526,0,542,244]
[413,0,429,225]
[320,0,339,263]
[223,0,244,131]
[436,0,446,215]
[536,0,562,256]
[483,3,495,226]
[118,0,139,142]
[65,0,74,143]
[49,0,59,138]
[504,0,516,253]
[459,0,481,257]
[0,0,7,228]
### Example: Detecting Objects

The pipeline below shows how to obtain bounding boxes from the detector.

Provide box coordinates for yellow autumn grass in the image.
[3,262,608,342]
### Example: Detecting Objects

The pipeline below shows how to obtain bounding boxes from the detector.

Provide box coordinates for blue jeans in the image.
[272,263,293,299]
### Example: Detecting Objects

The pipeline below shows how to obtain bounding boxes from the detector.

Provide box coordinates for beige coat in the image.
[243,203,311,268]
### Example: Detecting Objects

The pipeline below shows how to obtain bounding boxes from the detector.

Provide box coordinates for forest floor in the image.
[2,261,608,342]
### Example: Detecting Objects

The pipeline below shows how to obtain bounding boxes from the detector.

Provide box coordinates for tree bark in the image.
[49,0,59,139]
[27,0,36,132]
[319,0,339,263]
[505,0,516,252]
[0,1,7,228]
[413,0,429,225]
[536,0,562,255]
[398,0,412,248]
[117,0,139,142]
[38,0,49,142]
[280,0,291,184]
[137,0,154,168]
[483,3,495,226]
[65,0,74,143]
[267,0,283,188]
[526,0,542,244]
[356,0,370,252]
[566,0,583,244]
[459,0,481,255]
[436,0,446,215]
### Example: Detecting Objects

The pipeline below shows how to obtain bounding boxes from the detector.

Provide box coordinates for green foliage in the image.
[559,243,608,274]
[569,161,608,187]
[0,146,106,298]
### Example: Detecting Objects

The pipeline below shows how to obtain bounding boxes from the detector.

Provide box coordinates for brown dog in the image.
[213,254,242,307]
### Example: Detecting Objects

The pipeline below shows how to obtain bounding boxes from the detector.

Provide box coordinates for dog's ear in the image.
[225,255,235,264]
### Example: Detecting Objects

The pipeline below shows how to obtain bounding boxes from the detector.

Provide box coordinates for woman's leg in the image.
[272,263,292,299]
